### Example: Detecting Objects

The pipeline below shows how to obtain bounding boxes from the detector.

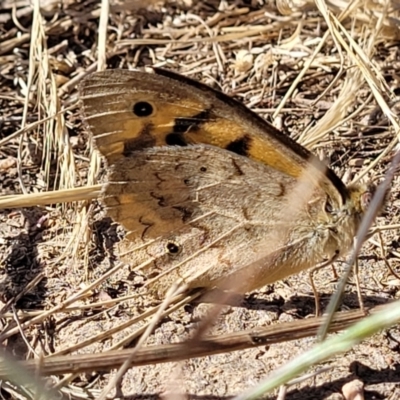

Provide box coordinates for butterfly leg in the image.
[308,251,340,316]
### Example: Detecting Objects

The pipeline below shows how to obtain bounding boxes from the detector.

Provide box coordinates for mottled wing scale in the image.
[105,145,331,294]
[104,144,296,239]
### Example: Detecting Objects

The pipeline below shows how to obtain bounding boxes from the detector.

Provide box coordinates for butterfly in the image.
[79,68,371,296]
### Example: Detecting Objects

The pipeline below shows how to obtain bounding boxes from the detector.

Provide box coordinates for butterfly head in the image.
[322,182,377,256]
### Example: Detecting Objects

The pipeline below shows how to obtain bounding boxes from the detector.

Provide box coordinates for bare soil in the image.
[1,1,400,399]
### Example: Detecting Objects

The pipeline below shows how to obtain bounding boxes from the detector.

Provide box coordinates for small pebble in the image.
[342,379,364,400]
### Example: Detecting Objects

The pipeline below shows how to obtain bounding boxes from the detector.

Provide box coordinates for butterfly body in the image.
[80,69,370,295]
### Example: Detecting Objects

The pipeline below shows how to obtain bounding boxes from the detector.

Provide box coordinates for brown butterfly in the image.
[79,68,371,296]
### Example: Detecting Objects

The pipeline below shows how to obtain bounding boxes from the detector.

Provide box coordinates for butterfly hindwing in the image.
[104,145,333,294]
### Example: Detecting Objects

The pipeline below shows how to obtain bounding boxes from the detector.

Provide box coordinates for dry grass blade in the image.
[0,305,370,377]
[0,259,133,343]
[0,186,102,209]
[50,290,200,357]
[98,0,109,72]
[0,104,76,147]
[97,282,184,400]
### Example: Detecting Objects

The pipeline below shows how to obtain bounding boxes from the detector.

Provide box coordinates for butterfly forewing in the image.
[80,69,348,205]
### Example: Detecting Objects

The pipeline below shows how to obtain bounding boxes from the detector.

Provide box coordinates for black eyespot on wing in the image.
[225,135,251,157]
[200,166,207,172]
[133,101,153,117]
[165,133,188,146]
[166,242,180,255]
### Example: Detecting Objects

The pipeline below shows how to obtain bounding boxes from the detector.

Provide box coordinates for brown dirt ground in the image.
[1,1,400,399]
